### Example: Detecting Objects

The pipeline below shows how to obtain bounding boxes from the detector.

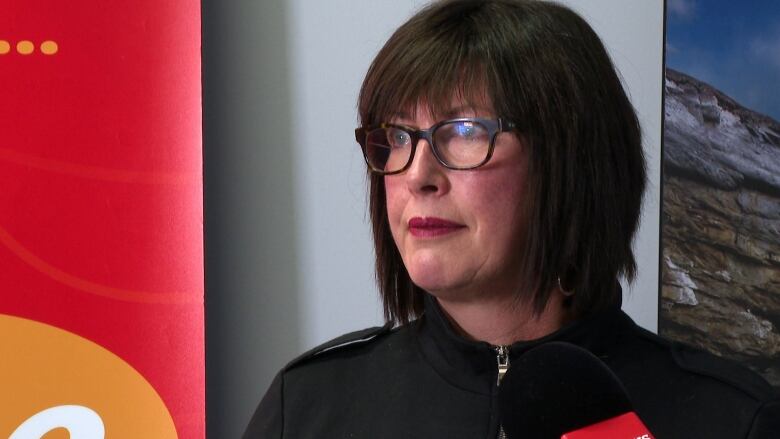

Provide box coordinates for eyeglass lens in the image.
[364,120,491,173]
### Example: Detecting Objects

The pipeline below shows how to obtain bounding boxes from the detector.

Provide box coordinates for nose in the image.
[404,138,450,196]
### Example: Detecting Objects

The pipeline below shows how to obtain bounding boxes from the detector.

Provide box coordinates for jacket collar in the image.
[414,293,632,395]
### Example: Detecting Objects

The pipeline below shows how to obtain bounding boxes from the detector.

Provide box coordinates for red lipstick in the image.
[408,217,465,238]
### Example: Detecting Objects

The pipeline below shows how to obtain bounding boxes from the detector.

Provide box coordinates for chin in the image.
[404,251,470,296]
[406,266,449,292]
[408,272,448,293]
[408,268,469,299]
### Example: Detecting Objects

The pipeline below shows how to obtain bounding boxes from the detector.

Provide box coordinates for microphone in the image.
[498,342,654,439]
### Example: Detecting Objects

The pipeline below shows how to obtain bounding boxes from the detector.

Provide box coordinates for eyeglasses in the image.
[355,117,515,175]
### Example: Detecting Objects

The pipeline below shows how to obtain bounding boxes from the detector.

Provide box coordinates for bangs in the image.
[358,4,501,125]
[369,61,492,124]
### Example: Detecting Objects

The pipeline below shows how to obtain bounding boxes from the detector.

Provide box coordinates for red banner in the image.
[0,1,203,438]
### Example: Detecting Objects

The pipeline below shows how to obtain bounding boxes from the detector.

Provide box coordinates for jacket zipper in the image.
[495,345,510,386]
[495,345,510,439]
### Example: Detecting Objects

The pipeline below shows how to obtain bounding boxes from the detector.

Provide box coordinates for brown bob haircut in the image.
[358,0,646,324]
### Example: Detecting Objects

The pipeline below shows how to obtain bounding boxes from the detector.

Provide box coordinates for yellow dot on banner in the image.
[41,40,58,55]
[0,40,9,54]
[17,40,34,55]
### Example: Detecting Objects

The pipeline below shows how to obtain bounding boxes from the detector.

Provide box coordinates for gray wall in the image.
[204,1,663,437]
[203,1,300,437]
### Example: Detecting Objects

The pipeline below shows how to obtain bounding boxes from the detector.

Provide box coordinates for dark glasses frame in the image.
[355,117,516,175]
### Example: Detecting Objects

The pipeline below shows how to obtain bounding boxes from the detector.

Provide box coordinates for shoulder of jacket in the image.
[283,322,395,372]
[628,323,774,402]
[669,341,775,401]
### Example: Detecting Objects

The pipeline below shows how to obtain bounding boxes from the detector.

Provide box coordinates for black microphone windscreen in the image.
[498,341,633,439]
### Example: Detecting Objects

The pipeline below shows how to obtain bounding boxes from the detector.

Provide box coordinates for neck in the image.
[434,292,570,346]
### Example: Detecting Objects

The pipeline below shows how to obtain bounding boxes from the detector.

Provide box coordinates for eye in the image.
[387,128,411,148]
[456,122,477,138]
[442,121,487,144]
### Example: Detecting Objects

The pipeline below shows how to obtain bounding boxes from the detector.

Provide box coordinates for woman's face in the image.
[385,101,530,303]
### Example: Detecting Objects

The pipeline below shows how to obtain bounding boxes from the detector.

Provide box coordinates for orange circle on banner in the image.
[0,314,177,438]
[40,41,58,55]
[16,40,34,55]
[0,40,10,54]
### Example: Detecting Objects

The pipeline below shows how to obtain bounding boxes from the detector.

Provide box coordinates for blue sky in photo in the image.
[666,0,780,121]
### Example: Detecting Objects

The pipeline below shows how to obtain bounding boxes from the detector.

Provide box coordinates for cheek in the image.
[459,169,526,220]
[456,167,529,257]
[457,134,528,213]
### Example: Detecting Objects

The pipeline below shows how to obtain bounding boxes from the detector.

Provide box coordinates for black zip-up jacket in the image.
[245,295,780,438]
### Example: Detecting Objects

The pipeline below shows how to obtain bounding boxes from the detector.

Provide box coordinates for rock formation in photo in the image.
[661,68,780,388]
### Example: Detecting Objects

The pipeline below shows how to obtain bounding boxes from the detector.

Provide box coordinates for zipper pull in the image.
[495,345,510,386]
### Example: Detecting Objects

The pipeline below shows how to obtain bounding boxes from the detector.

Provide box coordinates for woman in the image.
[245,1,779,438]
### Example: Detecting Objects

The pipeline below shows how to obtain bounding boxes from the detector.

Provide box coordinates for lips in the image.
[408,216,466,238]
